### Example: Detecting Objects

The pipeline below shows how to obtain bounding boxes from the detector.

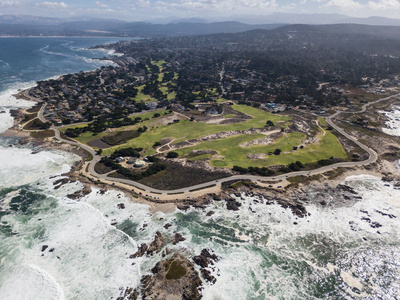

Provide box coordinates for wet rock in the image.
[41,245,48,252]
[53,178,72,189]
[225,198,241,211]
[141,253,202,300]
[375,210,396,218]
[206,211,215,217]
[173,233,186,245]
[130,244,148,258]
[370,222,382,228]
[147,231,164,256]
[49,248,55,252]
[117,287,139,300]
[382,176,394,182]
[66,185,92,200]
[164,223,172,229]
[193,249,218,268]
[117,203,125,209]
[337,184,358,194]
[201,268,217,284]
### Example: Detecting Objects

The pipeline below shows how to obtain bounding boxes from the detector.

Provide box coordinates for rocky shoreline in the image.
[5,88,400,299]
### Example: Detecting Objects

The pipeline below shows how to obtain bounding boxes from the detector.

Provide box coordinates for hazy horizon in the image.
[1,0,400,23]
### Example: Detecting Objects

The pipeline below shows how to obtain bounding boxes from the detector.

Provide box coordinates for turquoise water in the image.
[0,38,400,299]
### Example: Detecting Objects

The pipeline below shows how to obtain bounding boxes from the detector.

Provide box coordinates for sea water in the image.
[1,38,400,299]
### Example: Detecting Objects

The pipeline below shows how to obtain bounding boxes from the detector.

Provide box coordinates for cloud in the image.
[154,0,285,12]
[367,0,400,9]
[128,0,150,7]
[95,1,109,8]
[326,0,362,10]
[36,1,69,8]
[0,1,21,6]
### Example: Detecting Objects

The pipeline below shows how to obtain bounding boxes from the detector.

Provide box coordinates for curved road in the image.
[42,92,400,198]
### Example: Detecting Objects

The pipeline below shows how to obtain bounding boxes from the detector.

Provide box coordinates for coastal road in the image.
[44,92,400,198]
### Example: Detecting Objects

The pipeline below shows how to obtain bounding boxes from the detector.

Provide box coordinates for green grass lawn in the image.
[59,109,168,145]
[63,104,346,169]
[101,105,291,155]
[176,126,346,168]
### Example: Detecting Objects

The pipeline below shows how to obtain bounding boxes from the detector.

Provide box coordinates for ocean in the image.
[1,37,400,300]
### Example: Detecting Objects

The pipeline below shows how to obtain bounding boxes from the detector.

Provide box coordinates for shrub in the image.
[166,151,179,158]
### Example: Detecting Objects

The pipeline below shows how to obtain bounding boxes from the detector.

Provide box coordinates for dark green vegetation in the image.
[101,130,141,146]
[165,260,187,280]
[30,130,55,138]
[102,156,166,181]
[24,119,51,130]
[138,161,230,190]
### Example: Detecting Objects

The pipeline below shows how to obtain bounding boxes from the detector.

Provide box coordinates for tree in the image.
[273,149,281,155]
[266,120,274,127]
[166,151,179,158]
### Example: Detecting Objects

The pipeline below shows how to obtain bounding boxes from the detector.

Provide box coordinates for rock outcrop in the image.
[141,253,202,300]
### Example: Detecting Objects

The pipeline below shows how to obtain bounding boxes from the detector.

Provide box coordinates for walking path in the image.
[40,92,400,199]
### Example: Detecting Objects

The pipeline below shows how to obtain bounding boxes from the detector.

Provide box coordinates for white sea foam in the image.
[0,146,78,188]
[0,82,37,133]
[380,106,400,136]
[159,174,400,299]
[0,264,65,300]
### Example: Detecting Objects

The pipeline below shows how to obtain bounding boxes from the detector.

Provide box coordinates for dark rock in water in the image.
[164,223,172,229]
[370,222,382,228]
[201,268,217,284]
[130,244,148,258]
[147,231,164,256]
[206,211,215,217]
[209,193,221,201]
[117,203,125,209]
[53,178,72,190]
[117,287,139,300]
[173,233,186,245]
[67,185,92,200]
[41,245,48,252]
[49,248,55,252]
[226,198,241,211]
[337,184,358,195]
[375,210,397,218]
[141,253,202,300]
[193,249,219,268]
[382,176,394,182]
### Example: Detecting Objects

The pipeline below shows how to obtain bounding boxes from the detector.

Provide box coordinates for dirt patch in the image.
[247,153,267,159]
[87,139,111,149]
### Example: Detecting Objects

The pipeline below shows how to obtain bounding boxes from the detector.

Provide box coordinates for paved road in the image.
[44,92,400,197]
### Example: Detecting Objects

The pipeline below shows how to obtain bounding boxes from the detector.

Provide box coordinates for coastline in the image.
[5,84,400,215]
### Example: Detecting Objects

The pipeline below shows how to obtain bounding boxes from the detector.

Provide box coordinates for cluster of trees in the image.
[166,151,179,158]
[64,116,146,137]
[110,147,143,158]
[232,166,275,176]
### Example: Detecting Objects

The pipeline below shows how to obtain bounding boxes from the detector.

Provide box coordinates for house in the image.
[115,157,125,163]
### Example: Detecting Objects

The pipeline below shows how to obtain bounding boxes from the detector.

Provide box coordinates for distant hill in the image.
[0,16,284,37]
[1,14,400,38]
[230,13,400,26]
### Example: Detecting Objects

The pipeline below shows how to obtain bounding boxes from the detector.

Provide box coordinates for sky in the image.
[1,0,400,21]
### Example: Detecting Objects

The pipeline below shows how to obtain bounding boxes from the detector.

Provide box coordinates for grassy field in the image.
[59,109,168,145]
[101,105,291,155]
[61,103,346,169]
[175,118,347,168]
